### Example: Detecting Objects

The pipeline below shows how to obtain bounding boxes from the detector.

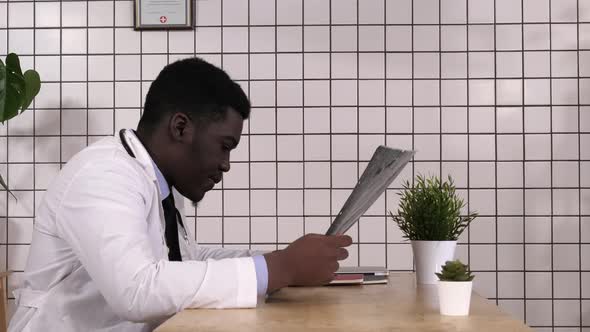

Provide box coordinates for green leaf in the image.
[0,53,41,123]
[7,69,25,96]
[0,59,6,123]
[21,70,41,112]
[6,53,23,77]
[3,88,20,121]
[0,173,7,191]
[1,60,26,123]
[0,173,17,201]
[5,69,24,121]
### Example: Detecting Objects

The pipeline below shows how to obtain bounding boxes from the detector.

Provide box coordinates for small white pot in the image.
[411,240,456,284]
[438,281,473,316]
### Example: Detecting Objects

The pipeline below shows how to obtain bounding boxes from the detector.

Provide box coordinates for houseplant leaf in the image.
[5,53,41,113]
[0,59,6,123]
[4,70,24,122]
[0,173,17,200]
[22,70,41,112]
[0,74,24,122]
[5,53,23,76]
[6,53,26,111]
[1,56,26,123]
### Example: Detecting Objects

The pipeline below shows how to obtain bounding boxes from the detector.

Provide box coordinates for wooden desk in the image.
[155,273,532,332]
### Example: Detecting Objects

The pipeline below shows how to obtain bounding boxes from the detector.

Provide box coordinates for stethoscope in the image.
[119,129,189,243]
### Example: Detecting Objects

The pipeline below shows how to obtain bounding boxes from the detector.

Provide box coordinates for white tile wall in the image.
[0,0,589,329]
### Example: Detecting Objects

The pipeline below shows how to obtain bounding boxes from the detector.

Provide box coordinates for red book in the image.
[327,273,364,285]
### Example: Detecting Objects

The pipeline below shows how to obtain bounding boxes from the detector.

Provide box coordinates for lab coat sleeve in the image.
[54,158,258,322]
[192,246,269,260]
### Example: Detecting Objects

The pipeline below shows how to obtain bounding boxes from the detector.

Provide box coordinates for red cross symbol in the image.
[160,16,167,23]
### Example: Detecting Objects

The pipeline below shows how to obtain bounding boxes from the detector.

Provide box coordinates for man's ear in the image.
[168,112,194,144]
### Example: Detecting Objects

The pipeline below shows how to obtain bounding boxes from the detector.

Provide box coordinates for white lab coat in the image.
[9,129,262,332]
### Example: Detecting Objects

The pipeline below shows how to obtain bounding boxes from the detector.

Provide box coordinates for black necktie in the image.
[162,193,182,261]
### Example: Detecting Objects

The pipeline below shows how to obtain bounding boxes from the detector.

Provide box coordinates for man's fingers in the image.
[321,275,336,285]
[335,248,349,260]
[329,261,340,273]
[327,235,353,247]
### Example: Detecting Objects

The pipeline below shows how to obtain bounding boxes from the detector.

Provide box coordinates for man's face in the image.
[174,108,243,203]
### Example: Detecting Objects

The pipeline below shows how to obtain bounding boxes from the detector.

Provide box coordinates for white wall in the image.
[1,0,589,329]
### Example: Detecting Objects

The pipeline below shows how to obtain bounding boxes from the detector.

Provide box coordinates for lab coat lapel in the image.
[119,129,159,186]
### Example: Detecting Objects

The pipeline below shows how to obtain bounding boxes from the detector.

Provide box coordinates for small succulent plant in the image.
[436,260,475,282]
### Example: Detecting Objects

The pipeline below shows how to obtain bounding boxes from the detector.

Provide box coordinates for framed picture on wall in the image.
[134,0,193,30]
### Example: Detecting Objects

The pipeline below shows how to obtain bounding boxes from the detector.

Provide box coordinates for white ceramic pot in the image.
[411,240,456,284]
[438,280,473,316]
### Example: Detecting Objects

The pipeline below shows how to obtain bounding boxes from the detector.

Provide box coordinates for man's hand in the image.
[263,234,353,293]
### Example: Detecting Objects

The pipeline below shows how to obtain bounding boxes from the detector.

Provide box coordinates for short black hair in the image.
[138,57,250,132]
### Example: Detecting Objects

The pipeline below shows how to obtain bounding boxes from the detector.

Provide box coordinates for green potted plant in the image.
[389,174,477,284]
[0,53,41,199]
[436,259,475,316]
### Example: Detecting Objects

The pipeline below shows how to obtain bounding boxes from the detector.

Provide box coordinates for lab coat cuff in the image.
[252,255,269,296]
[236,257,258,308]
